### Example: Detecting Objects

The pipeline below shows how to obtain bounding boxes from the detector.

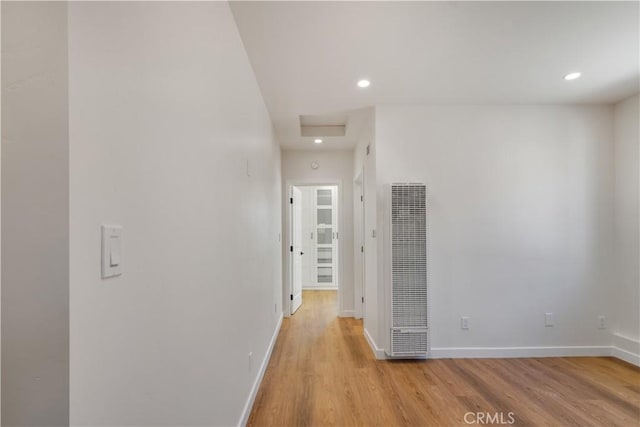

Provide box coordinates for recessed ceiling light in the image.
[314,139,323,144]
[357,79,370,88]
[564,72,581,81]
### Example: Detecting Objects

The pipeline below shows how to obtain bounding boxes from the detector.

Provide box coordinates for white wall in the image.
[613,94,639,357]
[68,2,281,425]
[1,2,69,425]
[374,105,615,352]
[281,150,354,316]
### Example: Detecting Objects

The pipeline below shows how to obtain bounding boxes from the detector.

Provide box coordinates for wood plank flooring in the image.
[248,290,640,426]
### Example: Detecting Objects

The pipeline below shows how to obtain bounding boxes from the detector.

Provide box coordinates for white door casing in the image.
[291,186,303,314]
[354,171,365,319]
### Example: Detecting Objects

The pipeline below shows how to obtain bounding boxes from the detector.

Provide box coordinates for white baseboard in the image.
[362,331,639,365]
[611,346,640,366]
[364,328,387,359]
[429,346,612,359]
[340,310,355,318]
[237,312,283,427]
[611,333,640,366]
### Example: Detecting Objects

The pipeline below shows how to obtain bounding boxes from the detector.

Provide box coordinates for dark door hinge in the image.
[290,197,293,204]
[290,294,293,301]
[290,245,293,252]
[361,246,364,253]
[362,297,365,303]
[360,195,363,202]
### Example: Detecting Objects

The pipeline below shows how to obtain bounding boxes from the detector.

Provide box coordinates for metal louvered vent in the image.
[388,183,428,357]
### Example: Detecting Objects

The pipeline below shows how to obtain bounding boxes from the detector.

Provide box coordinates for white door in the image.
[291,186,303,314]
[315,187,338,287]
[301,187,316,287]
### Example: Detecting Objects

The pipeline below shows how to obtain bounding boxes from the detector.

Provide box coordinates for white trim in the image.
[302,286,339,291]
[429,346,612,359]
[364,328,387,359]
[611,333,640,366]
[363,334,640,364]
[237,313,283,427]
[611,346,640,366]
[340,310,355,318]
[428,345,639,366]
[612,332,640,353]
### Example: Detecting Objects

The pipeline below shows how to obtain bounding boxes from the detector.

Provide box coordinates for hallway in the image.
[249,291,640,426]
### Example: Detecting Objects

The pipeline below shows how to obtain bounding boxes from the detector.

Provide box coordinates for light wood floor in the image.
[248,290,640,426]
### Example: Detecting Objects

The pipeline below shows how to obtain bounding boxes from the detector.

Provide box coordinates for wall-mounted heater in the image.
[384,183,429,358]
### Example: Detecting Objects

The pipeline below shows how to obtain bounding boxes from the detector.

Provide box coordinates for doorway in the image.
[287,182,341,316]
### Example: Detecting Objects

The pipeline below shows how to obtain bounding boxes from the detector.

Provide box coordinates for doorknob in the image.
[300,251,305,255]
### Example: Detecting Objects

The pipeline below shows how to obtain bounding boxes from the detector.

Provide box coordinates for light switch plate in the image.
[545,312,554,327]
[102,224,123,279]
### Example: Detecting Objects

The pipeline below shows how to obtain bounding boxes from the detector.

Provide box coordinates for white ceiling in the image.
[230,1,639,150]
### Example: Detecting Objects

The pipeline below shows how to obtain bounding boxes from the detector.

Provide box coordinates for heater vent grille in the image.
[391,329,429,355]
[389,183,428,356]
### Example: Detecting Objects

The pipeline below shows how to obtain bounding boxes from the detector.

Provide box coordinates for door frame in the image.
[290,186,303,314]
[285,179,343,317]
[354,169,365,319]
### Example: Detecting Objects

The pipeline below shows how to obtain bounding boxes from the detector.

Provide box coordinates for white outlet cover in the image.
[460,316,470,330]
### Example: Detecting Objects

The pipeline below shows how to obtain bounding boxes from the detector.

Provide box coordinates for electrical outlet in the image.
[598,315,606,329]
[545,313,554,327]
[460,316,470,330]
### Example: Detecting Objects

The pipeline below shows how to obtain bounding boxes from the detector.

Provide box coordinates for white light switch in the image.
[545,312,554,327]
[109,238,121,267]
[102,225,123,278]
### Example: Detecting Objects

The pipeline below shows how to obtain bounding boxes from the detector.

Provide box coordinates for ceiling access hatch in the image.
[300,113,347,137]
